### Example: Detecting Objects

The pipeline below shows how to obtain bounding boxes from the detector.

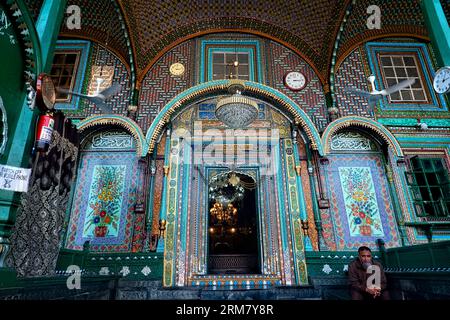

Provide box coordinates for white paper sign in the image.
[0,164,31,192]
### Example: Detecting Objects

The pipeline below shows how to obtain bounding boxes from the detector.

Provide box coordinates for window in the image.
[212,52,249,80]
[200,39,262,83]
[379,54,427,103]
[405,157,450,217]
[51,40,90,110]
[50,52,80,102]
[365,42,447,112]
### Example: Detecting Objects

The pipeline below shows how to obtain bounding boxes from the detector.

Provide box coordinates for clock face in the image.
[284,71,307,91]
[170,63,185,76]
[433,67,450,94]
[36,73,56,111]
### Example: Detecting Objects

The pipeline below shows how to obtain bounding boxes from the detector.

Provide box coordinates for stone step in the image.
[116,281,322,300]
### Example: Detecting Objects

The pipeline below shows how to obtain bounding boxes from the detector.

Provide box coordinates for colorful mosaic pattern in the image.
[65,152,138,252]
[120,0,347,76]
[337,0,427,59]
[325,154,400,250]
[338,167,384,237]
[162,106,309,287]
[268,41,328,131]
[137,40,193,132]
[64,43,131,118]
[334,47,374,118]
[82,165,126,239]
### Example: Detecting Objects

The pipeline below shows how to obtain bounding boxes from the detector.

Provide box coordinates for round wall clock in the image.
[169,62,185,76]
[433,66,450,94]
[36,73,56,111]
[284,71,307,91]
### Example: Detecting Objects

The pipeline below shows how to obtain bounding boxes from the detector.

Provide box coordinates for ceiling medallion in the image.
[215,81,258,129]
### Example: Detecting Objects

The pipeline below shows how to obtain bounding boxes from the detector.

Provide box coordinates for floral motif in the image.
[322,264,332,274]
[119,266,130,277]
[339,167,384,237]
[99,267,110,275]
[83,165,126,238]
[141,266,151,276]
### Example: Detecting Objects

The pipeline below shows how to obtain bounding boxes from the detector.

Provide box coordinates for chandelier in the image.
[215,81,259,129]
[210,202,238,226]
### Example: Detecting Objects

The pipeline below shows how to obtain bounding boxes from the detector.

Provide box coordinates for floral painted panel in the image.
[65,151,138,252]
[338,167,384,237]
[326,154,400,250]
[82,165,126,239]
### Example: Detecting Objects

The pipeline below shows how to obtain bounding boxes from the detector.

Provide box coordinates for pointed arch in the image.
[144,80,324,156]
[77,115,146,157]
[322,116,403,157]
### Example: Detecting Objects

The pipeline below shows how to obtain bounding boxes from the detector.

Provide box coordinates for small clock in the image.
[433,66,450,94]
[36,73,56,111]
[284,71,307,91]
[169,63,185,76]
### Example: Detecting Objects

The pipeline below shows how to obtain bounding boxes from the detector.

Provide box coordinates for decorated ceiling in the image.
[23,0,432,84]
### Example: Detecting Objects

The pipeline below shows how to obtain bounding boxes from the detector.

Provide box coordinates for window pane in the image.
[213,64,225,77]
[386,78,398,86]
[53,54,65,65]
[424,203,434,216]
[392,57,404,66]
[410,186,423,200]
[56,92,68,100]
[380,56,392,66]
[226,54,236,64]
[411,157,422,170]
[403,56,415,66]
[238,53,248,63]
[239,64,249,76]
[426,173,438,186]
[414,203,426,217]
[65,54,77,64]
[383,67,395,77]
[411,79,422,89]
[400,90,413,100]
[64,66,74,76]
[213,53,224,64]
[434,160,444,171]
[430,187,443,201]
[59,76,72,88]
[412,90,426,101]
[423,159,433,171]
[406,68,418,77]
[389,92,401,101]
[420,187,431,201]
[415,172,426,185]
[395,68,407,77]
[441,183,450,198]
[50,67,62,78]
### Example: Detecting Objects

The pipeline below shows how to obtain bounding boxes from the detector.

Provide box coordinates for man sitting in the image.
[348,246,390,300]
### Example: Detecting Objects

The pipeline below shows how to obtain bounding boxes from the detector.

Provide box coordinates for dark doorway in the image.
[207,172,260,274]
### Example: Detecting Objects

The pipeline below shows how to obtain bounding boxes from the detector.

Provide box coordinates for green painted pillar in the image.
[421,0,450,67]
[36,0,68,72]
[0,0,67,267]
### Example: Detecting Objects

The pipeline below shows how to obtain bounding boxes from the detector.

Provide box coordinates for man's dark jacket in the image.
[348,258,387,294]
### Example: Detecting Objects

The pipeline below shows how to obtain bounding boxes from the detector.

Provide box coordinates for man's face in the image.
[359,250,372,264]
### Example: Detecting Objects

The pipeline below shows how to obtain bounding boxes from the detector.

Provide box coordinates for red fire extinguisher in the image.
[35,112,54,152]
